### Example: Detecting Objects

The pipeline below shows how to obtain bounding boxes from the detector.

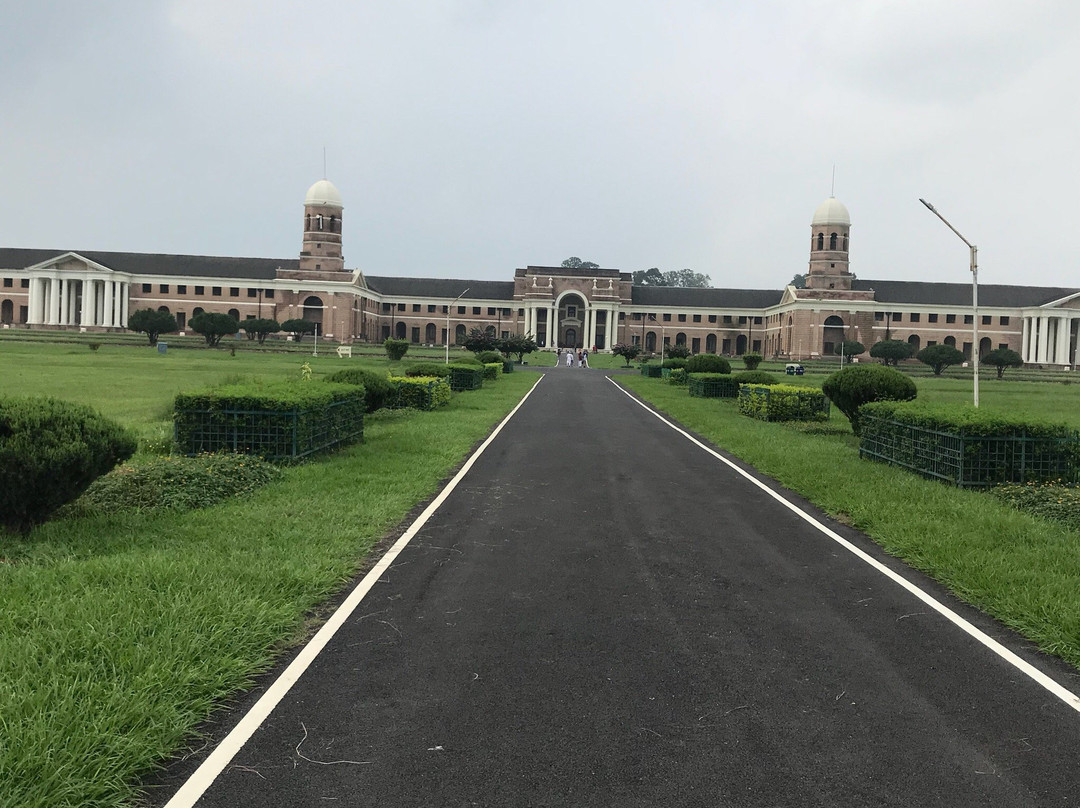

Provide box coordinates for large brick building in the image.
[2,180,1078,366]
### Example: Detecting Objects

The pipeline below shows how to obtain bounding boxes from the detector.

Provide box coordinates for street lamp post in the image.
[647,314,665,365]
[920,199,979,407]
[446,288,470,364]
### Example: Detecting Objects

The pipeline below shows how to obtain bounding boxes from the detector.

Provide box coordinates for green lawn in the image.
[0,341,539,808]
[617,373,1080,676]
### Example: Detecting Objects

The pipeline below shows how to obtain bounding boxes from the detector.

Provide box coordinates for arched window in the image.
[395,321,406,339]
[158,305,170,314]
[330,215,338,233]
[485,325,496,336]
[645,331,656,352]
[193,307,205,317]
[829,232,838,250]
[302,296,323,327]
[675,332,687,345]
[944,336,956,348]
[228,308,240,321]
[305,214,311,231]
[426,323,437,343]
[842,234,849,251]
[316,214,324,231]
[816,233,824,251]
[455,324,466,344]
[979,337,992,358]
[705,334,717,353]
[735,334,748,355]
[908,334,921,352]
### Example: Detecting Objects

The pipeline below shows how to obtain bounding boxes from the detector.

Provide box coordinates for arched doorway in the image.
[944,336,956,348]
[426,323,437,344]
[908,334,921,352]
[705,334,717,353]
[979,337,992,357]
[395,321,406,339]
[1,299,12,324]
[455,324,466,344]
[158,305,170,314]
[303,296,323,330]
[558,294,585,348]
[736,334,748,355]
[645,331,656,352]
[823,315,845,356]
[228,308,240,321]
[675,332,687,346]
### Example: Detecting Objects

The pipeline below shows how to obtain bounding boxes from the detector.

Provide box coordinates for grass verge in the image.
[0,369,539,808]
[617,374,1080,671]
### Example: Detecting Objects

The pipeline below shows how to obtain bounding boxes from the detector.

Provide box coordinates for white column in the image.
[102,280,114,327]
[120,283,129,326]
[524,305,534,338]
[1037,315,1049,363]
[1021,316,1031,362]
[27,278,41,324]
[47,278,60,324]
[547,304,556,348]
[1057,316,1071,366]
[83,279,97,326]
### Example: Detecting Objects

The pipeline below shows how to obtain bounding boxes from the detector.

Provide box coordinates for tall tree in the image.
[870,339,916,366]
[790,273,807,289]
[632,267,666,285]
[189,312,239,347]
[984,347,1024,379]
[127,309,178,346]
[916,344,965,375]
[663,269,711,288]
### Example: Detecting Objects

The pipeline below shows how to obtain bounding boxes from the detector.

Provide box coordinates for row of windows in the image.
[629,312,763,325]
[380,303,518,316]
[1,278,30,288]
[874,311,1009,326]
[137,283,276,298]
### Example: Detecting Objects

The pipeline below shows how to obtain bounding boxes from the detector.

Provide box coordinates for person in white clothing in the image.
[565,350,573,367]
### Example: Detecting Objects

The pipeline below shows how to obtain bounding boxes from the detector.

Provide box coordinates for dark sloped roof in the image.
[853,279,1080,308]
[0,247,298,279]
[631,286,783,308]
[365,276,516,300]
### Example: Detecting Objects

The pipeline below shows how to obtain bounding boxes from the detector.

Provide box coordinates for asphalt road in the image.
[158,366,1080,807]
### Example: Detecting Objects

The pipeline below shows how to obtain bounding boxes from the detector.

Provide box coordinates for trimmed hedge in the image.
[858,401,1080,488]
[0,397,138,533]
[174,381,365,461]
[65,454,281,515]
[388,376,452,410]
[688,373,739,398]
[402,362,452,378]
[448,364,485,391]
[324,368,394,412]
[737,384,830,422]
[733,370,780,386]
[668,368,688,385]
[662,358,688,369]
[686,354,731,374]
[476,351,504,365]
[822,364,917,434]
[640,365,663,378]
[482,362,502,380]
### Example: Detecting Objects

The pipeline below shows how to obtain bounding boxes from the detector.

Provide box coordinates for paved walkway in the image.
[160,367,1080,807]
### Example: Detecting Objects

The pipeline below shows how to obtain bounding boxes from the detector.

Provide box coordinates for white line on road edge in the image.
[608,377,1080,715]
[163,375,546,808]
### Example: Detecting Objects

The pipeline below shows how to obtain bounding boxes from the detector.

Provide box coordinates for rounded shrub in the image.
[742,352,763,371]
[733,370,780,385]
[477,350,504,365]
[454,354,484,367]
[0,397,137,533]
[324,368,395,412]
[822,364,917,434]
[686,354,731,374]
[383,338,410,361]
[661,357,688,369]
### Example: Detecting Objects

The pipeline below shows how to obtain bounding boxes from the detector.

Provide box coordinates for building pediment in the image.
[1041,291,1080,310]
[25,252,120,276]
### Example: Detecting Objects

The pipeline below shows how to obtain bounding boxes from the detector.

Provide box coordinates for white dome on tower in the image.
[304,179,343,208]
[811,197,850,226]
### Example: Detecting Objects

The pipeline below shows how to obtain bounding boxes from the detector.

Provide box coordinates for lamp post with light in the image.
[920,199,979,407]
[446,288,470,364]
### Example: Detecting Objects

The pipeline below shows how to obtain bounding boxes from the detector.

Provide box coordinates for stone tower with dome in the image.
[299,179,344,273]
[806,197,852,291]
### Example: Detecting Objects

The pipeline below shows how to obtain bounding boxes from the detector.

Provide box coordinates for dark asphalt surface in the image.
[162,367,1080,807]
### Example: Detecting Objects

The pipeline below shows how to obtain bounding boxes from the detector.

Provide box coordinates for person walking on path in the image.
[554,348,561,367]
[565,350,573,367]
[582,349,589,368]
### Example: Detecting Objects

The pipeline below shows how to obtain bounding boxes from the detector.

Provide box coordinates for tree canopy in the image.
[462,326,501,354]
[870,339,915,366]
[560,257,600,269]
[632,268,711,287]
[127,308,178,345]
[189,312,239,347]
[499,333,538,361]
[790,274,807,289]
[611,342,642,367]
[836,340,865,357]
[916,343,965,375]
[281,318,316,343]
[241,318,281,344]
[985,347,1024,379]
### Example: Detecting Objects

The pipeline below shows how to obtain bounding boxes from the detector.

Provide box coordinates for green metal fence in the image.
[449,366,485,391]
[688,375,739,398]
[175,400,363,461]
[858,414,1080,488]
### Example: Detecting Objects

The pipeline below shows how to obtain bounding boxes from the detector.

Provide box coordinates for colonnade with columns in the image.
[26,276,130,328]
[1021,313,1078,367]
[522,301,617,350]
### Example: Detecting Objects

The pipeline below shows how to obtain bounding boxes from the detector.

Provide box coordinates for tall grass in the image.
[0,341,537,808]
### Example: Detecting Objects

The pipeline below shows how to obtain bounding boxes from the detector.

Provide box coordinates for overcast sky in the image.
[3,1,1079,290]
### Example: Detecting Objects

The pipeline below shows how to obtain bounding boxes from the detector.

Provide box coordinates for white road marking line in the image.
[608,376,1080,715]
[163,374,546,808]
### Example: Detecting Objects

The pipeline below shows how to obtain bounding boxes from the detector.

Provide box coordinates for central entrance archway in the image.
[558,294,586,348]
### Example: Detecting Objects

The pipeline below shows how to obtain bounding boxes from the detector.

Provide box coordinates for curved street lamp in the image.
[446,288,470,364]
[920,199,979,407]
